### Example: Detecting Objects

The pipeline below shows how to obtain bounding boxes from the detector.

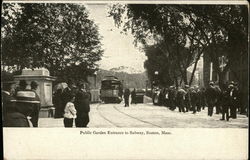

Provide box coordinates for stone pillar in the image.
[14,68,56,118]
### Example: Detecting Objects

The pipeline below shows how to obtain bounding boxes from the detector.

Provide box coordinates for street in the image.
[39,97,248,128]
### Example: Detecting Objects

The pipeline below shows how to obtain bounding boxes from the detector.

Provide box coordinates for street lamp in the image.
[154,71,159,86]
[93,71,97,89]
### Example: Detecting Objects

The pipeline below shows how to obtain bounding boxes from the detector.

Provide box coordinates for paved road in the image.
[39,100,248,128]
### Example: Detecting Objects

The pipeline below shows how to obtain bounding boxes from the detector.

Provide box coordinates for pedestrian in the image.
[214,85,222,114]
[205,81,218,117]
[53,88,63,118]
[184,85,191,112]
[30,81,41,127]
[195,86,202,112]
[200,87,207,110]
[158,87,164,106]
[118,86,123,100]
[124,88,130,107]
[163,87,170,107]
[131,88,136,104]
[190,86,198,114]
[14,80,28,96]
[169,86,177,110]
[228,82,238,119]
[220,84,230,121]
[61,79,76,116]
[15,80,40,127]
[176,87,186,113]
[234,82,242,113]
[63,94,77,127]
[2,74,30,127]
[75,83,91,127]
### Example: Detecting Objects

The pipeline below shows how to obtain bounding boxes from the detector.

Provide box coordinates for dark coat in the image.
[75,90,90,114]
[190,90,198,104]
[30,90,41,127]
[53,89,64,118]
[124,89,130,99]
[205,86,218,102]
[2,91,16,119]
[15,89,39,117]
[131,90,136,99]
[2,91,29,127]
[4,112,29,127]
[61,87,73,109]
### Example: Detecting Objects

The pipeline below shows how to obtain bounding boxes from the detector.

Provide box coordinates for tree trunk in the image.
[182,69,188,85]
[173,71,179,88]
[188,52,202,86]
[218,71,227,89]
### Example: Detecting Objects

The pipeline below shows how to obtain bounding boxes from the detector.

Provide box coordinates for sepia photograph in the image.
[1,1,249,159]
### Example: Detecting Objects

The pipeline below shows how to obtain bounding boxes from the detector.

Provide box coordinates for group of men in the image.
[53,80,91,127]
[2,78,40,127]
[154,81,244,121]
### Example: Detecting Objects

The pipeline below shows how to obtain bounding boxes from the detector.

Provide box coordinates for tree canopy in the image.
[109,4,248,87]
[2,3,103,82]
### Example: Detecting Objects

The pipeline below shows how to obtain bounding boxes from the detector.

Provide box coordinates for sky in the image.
[85,4,147,73]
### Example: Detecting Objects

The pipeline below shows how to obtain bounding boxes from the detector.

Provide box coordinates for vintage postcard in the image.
[1,0,248,159]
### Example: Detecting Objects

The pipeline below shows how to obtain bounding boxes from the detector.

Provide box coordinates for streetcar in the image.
[100,76,123,103]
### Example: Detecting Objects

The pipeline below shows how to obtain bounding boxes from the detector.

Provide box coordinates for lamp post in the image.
[154,71,159,76]
[154,71,159,86]
[93,71,97,89]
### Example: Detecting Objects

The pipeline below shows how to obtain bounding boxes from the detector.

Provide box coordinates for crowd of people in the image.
[2,74,247,127]
[154,81,247,121]
[53,80,91,128]
[2,75,91,127]
[2,79,40,127]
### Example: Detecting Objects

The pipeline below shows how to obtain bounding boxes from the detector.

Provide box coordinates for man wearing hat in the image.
[2,74,29,127]
[169,86,177,111]
[176,86,186,113]
[75,82,91,127]
[184,85,191,112]
[15,80,40,127]
[228,81,238,119]
[220,83,230,121]
[30,81,41,127]
[14,80,28,95]
[205,81,218,116]
[61,79,77,115]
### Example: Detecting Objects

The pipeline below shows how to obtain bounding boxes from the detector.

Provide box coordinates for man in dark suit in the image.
[205,82,218,117]
[131,88,136,104]
[124,88,130,107]
[30,81,41,127]
[75,83,90,127]
[176,87,186,113]
[220,84,230,121]
[184,85,191,112]
[61,79,77,114]
[228,82,238,119]
[2,76,29,127]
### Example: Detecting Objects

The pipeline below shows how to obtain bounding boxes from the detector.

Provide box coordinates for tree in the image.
[143,45,174,86]
[109,4,248,88]
[1,3,103,82]
[177,5,248,87]
[109,4,202,86]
